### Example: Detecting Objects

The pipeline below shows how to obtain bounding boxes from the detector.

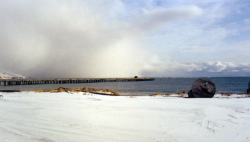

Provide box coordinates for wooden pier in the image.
[0,78,155,86]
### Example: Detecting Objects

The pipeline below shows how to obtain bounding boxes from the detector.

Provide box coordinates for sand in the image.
[0,92,250,142]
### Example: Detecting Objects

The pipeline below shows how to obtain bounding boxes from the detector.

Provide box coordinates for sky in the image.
[0,0,250,78]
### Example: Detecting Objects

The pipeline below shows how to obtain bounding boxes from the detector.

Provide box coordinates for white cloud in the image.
[244,19,250,24]
[131,5,203,33]
[141,60,250,77]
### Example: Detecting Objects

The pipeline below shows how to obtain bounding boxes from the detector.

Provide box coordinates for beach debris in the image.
[149,92,162,96]
[149,91,188,97]
[34,87,121,96]
[247,82,250,94]
[177,91,188,98]
[188,78,216,98]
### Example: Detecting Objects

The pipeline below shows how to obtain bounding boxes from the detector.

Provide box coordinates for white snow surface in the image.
[0,71,26,79]
[0,92,250,142]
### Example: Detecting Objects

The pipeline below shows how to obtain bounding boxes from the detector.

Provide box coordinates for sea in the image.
[1,77,250,95]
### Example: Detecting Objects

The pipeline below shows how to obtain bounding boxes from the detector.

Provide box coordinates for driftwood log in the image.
[0,90,20,92]
[188,78,216,98]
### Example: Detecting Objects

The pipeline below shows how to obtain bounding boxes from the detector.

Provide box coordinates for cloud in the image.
[244,19,250,24]
[0,0,136,78]
[141,61,250,77]
[131,5,203,33]
[0,0,205,78]
[1,0,249,78]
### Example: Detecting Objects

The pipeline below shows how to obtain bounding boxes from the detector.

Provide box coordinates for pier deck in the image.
[0,78,155,86]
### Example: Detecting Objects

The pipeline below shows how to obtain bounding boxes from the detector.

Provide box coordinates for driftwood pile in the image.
[34,87,121,96]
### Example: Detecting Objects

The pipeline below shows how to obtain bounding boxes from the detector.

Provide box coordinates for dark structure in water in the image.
[0,90,20,92]
[188,78,216,98]
[247,82,250,94]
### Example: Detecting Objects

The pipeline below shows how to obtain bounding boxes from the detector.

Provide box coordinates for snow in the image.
[0,71,26,79]
[0,92,250,142]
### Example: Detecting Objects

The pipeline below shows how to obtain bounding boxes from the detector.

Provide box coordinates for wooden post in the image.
[247,82,250,94]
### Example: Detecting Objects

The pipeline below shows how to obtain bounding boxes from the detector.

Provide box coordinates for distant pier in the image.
[0,78,155,86]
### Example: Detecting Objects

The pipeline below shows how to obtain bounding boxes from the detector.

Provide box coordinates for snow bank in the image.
[0,71,26,79]
[0,92,250,141]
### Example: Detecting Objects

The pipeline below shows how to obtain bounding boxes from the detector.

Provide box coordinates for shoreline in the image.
[1,87,249,98]
[0,77,249,95]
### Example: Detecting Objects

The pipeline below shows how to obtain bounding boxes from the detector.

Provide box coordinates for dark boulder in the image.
[191,78,216,98]
[188,90,195,98]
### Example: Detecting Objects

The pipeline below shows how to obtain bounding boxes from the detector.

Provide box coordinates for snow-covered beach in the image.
[0,92,250,142]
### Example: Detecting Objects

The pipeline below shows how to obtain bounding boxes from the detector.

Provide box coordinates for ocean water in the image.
[0,77,250,95]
